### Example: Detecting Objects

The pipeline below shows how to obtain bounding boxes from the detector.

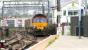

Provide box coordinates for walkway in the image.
[45,36,88,50]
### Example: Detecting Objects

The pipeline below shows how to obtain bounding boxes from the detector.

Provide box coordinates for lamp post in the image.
[78,0,82,39]
[85,0,87,15]
[51,6,55,24]
[0,1,4,42]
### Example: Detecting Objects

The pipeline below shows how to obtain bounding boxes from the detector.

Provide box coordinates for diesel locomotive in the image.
[31,14,56,35]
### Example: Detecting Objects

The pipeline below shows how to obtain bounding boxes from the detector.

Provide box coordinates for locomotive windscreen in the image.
[33,18,47,22]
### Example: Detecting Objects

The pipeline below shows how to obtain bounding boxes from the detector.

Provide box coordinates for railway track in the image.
[0,31,48,50]
[24,36,48,50]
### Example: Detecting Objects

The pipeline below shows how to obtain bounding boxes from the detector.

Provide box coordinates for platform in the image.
[45,36,88,50]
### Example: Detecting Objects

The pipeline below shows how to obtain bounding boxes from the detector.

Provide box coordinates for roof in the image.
[33,14,46,18]
[60,0,85,8]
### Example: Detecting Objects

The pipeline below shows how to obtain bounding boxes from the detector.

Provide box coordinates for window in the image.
[40,18,47,22]
[87,5,88,9]
[68,10,78,16]
[18,24,22,27]
[68,11,73,15]
[74,11,78,15]
[7,20,14,27]
[81,9,83,15]
[63,10,66,16]
[18,20,22,27]
[33,18,40,22]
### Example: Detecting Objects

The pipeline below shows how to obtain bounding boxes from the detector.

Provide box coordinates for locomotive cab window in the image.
[33,18,40,22]
[33,18,47,22]
[40,18,47,22]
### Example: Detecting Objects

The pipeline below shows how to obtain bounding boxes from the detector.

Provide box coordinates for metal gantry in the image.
[2,0,50,18]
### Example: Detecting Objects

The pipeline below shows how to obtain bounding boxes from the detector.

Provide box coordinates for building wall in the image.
[0,18,29,27]
[82,16,88,37]
[60,2,84,24]
[59,1,85,35]
[70,17,79,36]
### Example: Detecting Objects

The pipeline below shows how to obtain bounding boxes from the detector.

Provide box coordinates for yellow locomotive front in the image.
[32,14,48,30]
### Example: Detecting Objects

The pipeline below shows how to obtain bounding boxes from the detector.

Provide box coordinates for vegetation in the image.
[47,36,57,47]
